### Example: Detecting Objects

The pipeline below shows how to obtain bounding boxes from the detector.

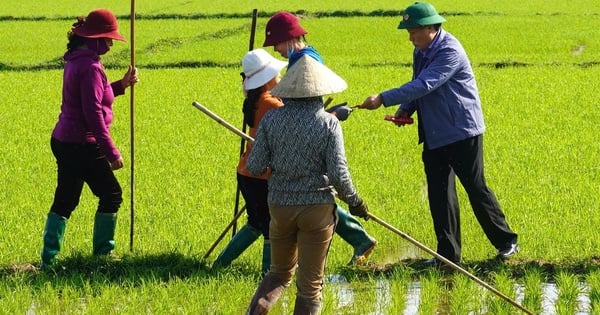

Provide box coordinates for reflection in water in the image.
[541,282,590,315]
[404,281,420,315]
[326,275,592,315]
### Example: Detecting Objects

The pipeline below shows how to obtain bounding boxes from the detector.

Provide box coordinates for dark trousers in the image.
[50,137,122,219]
[237,173,270,239]
[422,135,517,262]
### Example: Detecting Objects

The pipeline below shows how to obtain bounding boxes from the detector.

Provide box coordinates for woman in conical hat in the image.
[262,10,379,269]
[245,55,370,314]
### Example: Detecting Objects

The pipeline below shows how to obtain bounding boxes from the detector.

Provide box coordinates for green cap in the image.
[397,2,446,29]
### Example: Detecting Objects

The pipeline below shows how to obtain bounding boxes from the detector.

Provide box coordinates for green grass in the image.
[522,267,544,314]
[1,1,600,314]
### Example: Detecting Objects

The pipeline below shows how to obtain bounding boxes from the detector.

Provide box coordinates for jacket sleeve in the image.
[246,111,273,176]
[381,45,461,111]
[325,120,359,207]
[111,80,125,97]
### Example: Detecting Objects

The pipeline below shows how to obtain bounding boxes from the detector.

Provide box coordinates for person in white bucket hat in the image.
[245,55,370,314]
[212,49,287,276]
[241,49,288,91]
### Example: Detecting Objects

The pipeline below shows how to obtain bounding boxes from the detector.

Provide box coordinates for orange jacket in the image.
[236,91,282,179]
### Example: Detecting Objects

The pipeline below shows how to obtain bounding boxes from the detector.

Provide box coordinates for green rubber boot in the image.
[93,213,117,255]
[213,224,261,269]
[261,240,271,276]
[41,212,67,270]
[334,204,378,265]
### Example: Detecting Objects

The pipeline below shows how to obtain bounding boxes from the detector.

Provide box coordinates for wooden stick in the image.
[368,213,533,315]
[233,8,259,237]
[192,102,254,144]
[129,0,136,252]
[203,206,247,259]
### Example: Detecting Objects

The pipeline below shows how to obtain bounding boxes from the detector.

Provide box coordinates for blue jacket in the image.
[380,29,485,150]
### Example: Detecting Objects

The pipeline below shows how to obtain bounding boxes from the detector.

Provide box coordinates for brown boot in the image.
[246,273,288,315]
[293,296,321,315]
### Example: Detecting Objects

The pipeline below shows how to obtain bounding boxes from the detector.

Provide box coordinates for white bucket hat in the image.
[271,55,347,98]
[242,49,288,91]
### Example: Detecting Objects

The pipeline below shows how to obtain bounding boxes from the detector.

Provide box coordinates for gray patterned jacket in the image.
[247,97,360,207]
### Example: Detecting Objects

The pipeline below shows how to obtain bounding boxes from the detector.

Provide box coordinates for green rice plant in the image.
[447,271,486,315]
[555,271,583,315]
[521,267,544,315]
[3,0,599,17]
[1,0,600,313]
[384,269,410,313]
[487,270,518,315]
[587,271,600,315]
[418,270,445,314]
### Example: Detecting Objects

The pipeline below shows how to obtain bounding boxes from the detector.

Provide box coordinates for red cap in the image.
[73,9,126,42]
[263,11,307,47]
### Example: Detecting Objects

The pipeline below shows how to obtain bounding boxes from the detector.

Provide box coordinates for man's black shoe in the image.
[423,258,442,267]
[497,243,519,260]
[421,258,459,274]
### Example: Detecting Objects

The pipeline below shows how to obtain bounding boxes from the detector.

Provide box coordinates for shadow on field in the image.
[0,251,263,284]
[5,253,600,287]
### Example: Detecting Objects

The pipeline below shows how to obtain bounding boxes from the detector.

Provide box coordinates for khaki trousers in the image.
[268,203,336,301]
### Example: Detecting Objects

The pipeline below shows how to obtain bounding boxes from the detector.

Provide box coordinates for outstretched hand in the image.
[357,94,383,110]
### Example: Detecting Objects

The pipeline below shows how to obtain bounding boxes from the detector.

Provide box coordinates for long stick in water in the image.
[368,213,533,315]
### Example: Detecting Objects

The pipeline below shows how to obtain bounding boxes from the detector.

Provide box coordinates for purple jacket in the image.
[52,49,124,162]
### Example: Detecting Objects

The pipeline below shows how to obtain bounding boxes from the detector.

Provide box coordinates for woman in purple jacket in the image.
[41,8,138,270]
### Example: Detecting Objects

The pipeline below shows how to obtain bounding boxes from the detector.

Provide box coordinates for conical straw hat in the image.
[271,55,347,98]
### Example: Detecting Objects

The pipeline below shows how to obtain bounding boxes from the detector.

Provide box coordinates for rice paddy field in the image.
[1,0,599,314]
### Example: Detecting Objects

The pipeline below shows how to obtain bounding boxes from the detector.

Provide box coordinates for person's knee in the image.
[98,190,123,213]
[50,199,79,218]
[265,270,293,288]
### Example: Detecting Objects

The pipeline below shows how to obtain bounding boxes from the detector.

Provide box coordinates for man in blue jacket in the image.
[359,2,519,265]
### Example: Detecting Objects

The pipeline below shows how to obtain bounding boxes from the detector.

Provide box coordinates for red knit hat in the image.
[262,11,307,47]
[72,9,126,42]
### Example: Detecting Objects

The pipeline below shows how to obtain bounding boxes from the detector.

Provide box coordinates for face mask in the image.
[85,38,110,55]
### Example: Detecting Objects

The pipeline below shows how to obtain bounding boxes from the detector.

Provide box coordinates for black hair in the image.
[67,18,86,51]
[240,71,263,128]
[242,87,262,128]
[66,32,86,51]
